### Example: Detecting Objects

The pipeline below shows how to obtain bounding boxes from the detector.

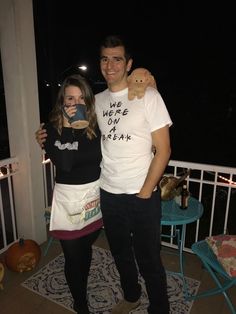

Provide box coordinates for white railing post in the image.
[0,157,19,253]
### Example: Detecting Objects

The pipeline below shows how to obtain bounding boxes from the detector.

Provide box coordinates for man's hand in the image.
[35,123,47,149]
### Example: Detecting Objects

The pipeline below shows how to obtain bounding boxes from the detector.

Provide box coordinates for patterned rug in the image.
[21,246,200,313]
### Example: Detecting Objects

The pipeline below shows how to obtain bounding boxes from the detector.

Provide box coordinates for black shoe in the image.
[73,302,89,314]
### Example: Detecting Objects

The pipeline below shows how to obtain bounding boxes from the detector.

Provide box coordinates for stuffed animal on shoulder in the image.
[127,68,157,100]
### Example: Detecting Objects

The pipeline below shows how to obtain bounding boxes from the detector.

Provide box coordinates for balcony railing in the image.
[162,160,236,252]
[0,156,236,254]
[0,157,19,254]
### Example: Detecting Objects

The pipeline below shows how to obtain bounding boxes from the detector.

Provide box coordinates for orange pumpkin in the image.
[5,238,41,272]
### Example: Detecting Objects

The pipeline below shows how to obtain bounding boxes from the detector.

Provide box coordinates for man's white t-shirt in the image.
[95,87,172,194]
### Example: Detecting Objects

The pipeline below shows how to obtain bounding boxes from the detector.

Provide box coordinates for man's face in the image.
[100,46,132,91]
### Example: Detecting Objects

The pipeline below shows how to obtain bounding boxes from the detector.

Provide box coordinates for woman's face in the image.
[64,85,85,107]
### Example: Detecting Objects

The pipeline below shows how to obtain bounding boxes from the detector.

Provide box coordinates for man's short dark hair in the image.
[99,35,133,61]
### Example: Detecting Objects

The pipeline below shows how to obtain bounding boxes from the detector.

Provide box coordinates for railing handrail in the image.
[0,156,19,168]
[0,155,236,255]
[169,159,236,173]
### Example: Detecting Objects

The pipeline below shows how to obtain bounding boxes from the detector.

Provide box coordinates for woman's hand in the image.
[35,123,47,149]
[62,105,76,127]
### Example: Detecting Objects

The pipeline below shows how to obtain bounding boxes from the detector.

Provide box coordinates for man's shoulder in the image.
[145,86,159,96]
[142,87,162,103]
[95,88,109,99]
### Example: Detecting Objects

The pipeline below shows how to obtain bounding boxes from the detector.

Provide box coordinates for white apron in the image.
[50,179,101,231]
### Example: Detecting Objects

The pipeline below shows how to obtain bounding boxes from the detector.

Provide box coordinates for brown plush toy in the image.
[127,68,157,100]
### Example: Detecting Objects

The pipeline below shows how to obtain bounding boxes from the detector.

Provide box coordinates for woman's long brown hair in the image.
[49,74,97,139]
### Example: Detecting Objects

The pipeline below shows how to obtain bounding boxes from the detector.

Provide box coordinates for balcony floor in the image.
[0,232,235,314]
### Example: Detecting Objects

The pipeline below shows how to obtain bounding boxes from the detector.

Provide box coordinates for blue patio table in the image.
[161,196,204,297]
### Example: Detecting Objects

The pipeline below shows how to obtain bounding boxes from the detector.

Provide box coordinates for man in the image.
[36,35,172,314]
[96,35,171,314]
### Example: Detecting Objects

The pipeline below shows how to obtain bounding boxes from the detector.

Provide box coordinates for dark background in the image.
[1,1,235,166]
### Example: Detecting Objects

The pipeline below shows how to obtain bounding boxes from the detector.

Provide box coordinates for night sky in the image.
[32,0,236,167]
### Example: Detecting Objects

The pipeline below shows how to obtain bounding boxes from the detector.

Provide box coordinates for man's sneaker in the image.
[111,299,140,314]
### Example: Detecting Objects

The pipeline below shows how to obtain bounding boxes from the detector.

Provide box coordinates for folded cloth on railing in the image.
[206,234,236,277]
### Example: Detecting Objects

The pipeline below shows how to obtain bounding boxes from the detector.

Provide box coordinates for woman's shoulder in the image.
[43,122,57,135]
[44,122,54,131]
[89,124,101,142]
[95,124,101,136]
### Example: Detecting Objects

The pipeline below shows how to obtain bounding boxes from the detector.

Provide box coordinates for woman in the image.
[43,74,102,314]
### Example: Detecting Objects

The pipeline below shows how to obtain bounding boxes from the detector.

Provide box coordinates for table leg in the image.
[179,224,189,298]
[161,225,189,298]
